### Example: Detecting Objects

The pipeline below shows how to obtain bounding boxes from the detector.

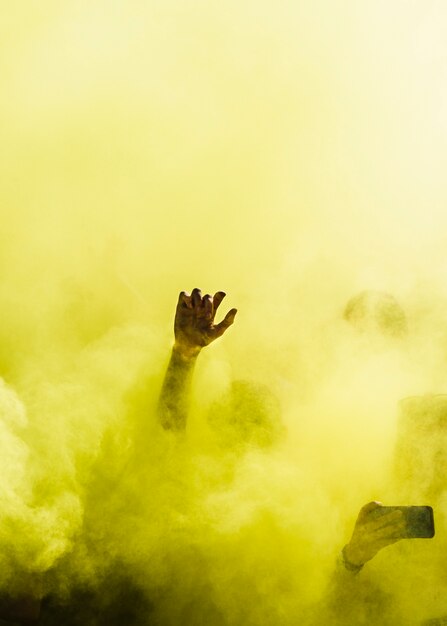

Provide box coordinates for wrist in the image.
[172,343,201,361]
[341,544,364,573]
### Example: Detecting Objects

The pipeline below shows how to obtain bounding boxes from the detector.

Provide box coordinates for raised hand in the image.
[342,501,406,569]
[157,288,237,430]
[174,288,237,358]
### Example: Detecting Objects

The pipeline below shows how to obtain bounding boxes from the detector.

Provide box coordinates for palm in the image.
[174,288,237,353]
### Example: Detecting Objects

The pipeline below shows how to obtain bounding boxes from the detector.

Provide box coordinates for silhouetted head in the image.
[344,290,408,338]
[207,380,284,452]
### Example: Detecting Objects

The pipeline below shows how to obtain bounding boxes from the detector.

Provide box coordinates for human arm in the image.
[158,288,237,431]
[317,502,406,624]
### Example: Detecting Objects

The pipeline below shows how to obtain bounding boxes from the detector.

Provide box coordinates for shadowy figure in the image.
[325,290,441,625]
[207,379,283,452]
[344,290,408,338]
[394,394,447,502]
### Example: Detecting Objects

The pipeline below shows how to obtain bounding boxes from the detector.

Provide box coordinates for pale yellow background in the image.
[1,2,447,624]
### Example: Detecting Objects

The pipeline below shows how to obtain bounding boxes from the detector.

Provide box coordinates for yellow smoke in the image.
[1,1,447,624]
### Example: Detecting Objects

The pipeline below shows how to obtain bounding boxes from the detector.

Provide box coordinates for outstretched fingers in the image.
[363,509,403,535]
[374,536,403,551]
[176,288,237,340]
[214,308,237,338]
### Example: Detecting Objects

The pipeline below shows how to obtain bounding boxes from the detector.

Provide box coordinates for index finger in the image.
[357,501,383,523]
[364,510,404,534]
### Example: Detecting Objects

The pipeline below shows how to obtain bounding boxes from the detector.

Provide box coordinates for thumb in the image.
[214,308,237,337]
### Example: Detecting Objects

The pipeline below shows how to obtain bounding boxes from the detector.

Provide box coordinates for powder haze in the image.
[1,1,447,624]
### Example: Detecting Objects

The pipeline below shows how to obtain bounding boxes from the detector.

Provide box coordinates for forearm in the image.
[157,345,199,431]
